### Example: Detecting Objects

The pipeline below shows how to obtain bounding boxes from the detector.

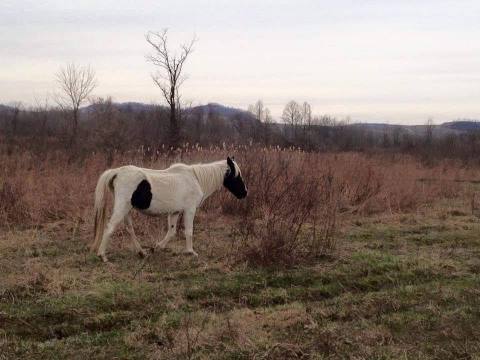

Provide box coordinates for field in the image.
[1,148,480,359]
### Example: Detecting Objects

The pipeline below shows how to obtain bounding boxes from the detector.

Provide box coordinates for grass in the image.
[2,198,480,360]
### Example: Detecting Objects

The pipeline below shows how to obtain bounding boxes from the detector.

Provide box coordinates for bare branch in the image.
[55,63,97,112]
[55,63,97,141]
[145,29,196,146]
[146,29,196,106]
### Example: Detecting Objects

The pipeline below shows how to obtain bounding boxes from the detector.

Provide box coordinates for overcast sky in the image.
[1,0,479,124]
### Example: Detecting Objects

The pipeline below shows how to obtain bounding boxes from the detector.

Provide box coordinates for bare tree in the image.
[7,101,23,136]
[314,115,337,127]
[301,101,312,147]
[424,118,435,146]
[282,100,302,141]
[302,102,312,127]
[33,96,50,137]
[146,29,196,147]
[248,100,273,144]
[264,107,272,124]
[248,100,265,122]
[3,101,23,155]
[55,63,97,142]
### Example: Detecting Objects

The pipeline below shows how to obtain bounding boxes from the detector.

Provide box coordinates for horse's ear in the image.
[227,156,235,174]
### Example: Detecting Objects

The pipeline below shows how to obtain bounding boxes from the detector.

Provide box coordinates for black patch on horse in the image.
[223,157,247,199]
[131,180,152,209]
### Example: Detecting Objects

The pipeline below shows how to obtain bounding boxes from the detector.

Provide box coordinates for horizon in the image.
[4,100,479,127]
[1,0,480,125]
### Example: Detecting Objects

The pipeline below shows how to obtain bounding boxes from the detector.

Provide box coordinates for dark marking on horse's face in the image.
[223,157,247,199]
[224,175,247,199]
[131,179,152,209]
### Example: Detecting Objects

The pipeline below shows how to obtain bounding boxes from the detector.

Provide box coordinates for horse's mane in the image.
[191,160,226,197]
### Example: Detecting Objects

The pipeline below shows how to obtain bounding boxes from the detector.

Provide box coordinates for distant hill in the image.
[350,121,480,137]
[3,101,480,137]
[82,102,157,114]
[190,103,251,118]
[442,120,480,132]
[82,101,253,120]
[0,104,13,112]
[114,102,157,113]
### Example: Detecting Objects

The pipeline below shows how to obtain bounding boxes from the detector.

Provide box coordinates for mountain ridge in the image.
[1,101,480,134]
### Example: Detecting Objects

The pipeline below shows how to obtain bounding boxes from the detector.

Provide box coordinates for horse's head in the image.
[223,156,247,199]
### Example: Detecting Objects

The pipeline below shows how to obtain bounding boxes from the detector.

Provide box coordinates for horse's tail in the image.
[91,169,117,253]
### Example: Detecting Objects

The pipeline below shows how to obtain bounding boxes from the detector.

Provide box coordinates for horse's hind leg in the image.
[155,212,180,250]
[97,199,131,262]
[125,215,147,258]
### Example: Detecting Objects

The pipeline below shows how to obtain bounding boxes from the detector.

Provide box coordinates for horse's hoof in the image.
[184,250,198,257]
[98,254,109,263]
[143,246,156,254]
[138,249,148,258]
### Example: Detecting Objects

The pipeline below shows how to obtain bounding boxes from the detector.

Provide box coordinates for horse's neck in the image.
[192,161,226,199]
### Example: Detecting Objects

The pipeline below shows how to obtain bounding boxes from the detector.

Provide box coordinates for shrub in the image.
[228,151,339,267]
[0,179,30,226]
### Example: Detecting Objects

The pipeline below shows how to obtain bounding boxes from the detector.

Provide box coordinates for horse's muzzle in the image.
[236,190,247,199]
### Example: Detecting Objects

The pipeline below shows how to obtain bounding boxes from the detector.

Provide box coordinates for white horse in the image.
[91,157,247,262]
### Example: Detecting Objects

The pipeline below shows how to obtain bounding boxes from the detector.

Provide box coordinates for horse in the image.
[91,156,247,262]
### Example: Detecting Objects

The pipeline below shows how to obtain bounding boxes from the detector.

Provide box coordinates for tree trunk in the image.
[70,108,78,146]
[12,108,19,136]
[169,86,179,147]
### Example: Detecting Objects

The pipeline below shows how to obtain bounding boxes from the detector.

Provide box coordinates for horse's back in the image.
[116,164,202,211]
[143,166,203,213]
[112,164,194,185]
[165,163,192,174]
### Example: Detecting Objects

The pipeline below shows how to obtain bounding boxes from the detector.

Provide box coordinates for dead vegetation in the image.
[1,147,480,359]
[0,147,467,231]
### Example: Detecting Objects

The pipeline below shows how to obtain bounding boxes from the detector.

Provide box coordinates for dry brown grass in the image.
[1,147,480,359]
[0,147,471,268]
[0,147,469,227]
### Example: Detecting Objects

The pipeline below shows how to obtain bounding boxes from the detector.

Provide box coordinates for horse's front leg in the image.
[183,208,198,256]
[155,212,180,249]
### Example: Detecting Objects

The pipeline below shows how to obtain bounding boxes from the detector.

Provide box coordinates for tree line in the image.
[1,29,480,164]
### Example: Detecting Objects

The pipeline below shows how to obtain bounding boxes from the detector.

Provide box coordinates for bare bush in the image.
[0,179,30,226]
[229,151,339,267]
[0,146,467,266]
